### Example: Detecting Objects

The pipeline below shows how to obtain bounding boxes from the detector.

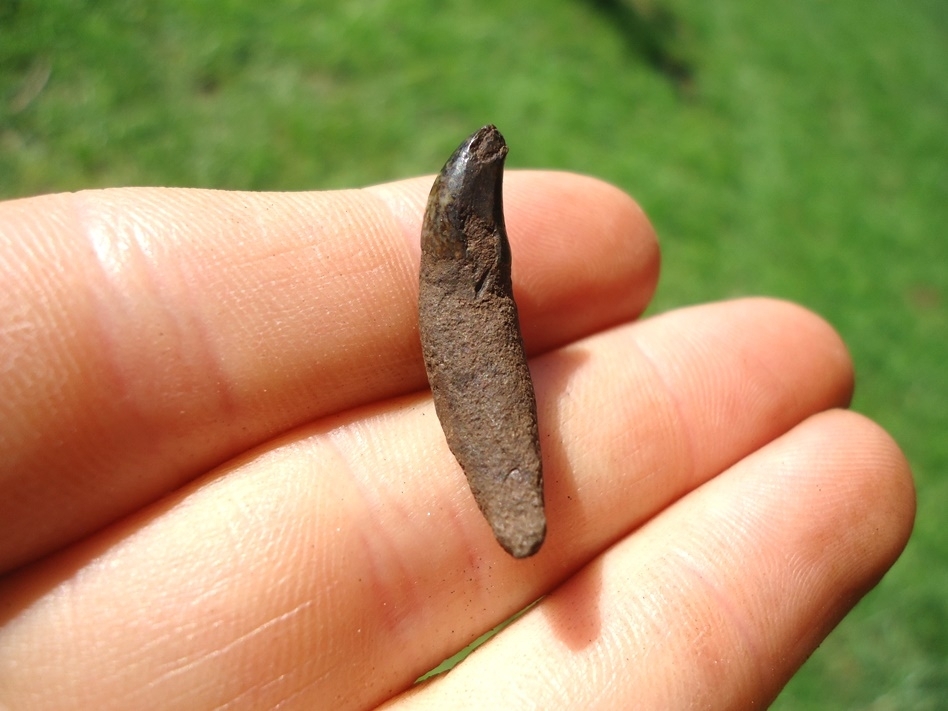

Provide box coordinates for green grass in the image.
[3,0,947,706]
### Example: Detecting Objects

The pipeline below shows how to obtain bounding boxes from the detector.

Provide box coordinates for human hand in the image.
[0,176,914,709]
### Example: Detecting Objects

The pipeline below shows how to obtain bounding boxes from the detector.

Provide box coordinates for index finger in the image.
[0,174,658,572]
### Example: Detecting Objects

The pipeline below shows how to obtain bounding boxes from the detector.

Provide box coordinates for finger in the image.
[0,174,658,572]
[389,411,914,709]
[0,299,858,710]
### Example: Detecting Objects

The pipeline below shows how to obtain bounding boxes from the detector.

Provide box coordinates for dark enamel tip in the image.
[439,126,507,219]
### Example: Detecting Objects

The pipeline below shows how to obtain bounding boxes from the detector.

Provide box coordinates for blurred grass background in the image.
[2,0,945,706]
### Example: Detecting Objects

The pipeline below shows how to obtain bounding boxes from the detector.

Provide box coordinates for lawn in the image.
[2,0,946,706]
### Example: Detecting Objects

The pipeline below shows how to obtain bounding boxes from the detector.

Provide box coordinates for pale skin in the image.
[0,173,914,709]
